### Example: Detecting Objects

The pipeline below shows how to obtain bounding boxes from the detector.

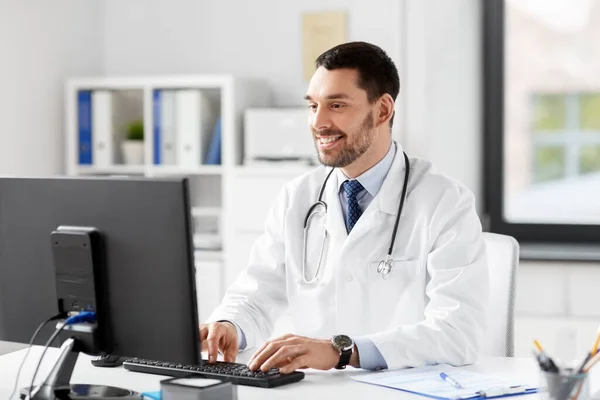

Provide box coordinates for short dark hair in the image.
[315,41,400,127]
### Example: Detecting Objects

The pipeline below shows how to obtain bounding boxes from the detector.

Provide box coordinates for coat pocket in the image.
[366,259,423,319]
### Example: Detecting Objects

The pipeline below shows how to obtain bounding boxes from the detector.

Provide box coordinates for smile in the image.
[317,136,343,149]
[318,136,341,144]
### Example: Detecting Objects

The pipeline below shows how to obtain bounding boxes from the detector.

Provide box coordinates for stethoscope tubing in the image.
[302,150,410,283]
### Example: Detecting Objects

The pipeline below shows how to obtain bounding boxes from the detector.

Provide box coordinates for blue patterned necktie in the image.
[343,180,364,233]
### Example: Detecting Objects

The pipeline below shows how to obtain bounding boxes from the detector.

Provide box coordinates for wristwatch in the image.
[331,334,354,369]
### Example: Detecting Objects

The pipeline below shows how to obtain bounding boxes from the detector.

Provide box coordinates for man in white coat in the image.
[202,41,489,374]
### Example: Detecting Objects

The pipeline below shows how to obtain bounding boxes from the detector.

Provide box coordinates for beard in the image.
[312,112,375,168]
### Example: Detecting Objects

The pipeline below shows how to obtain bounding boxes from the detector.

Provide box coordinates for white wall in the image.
[0,1,479,191]
[102,0,402,107]
[0,0,104,176]
[0,0,479,189]
[101,0,484,199]
[401,0,482,209]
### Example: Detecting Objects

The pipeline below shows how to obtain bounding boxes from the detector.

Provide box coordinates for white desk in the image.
[0,346,599,400]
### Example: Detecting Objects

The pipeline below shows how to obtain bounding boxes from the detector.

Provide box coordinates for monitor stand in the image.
[21,337,141,400]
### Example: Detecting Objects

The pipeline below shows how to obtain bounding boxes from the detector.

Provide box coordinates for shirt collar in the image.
[336,142,396,197]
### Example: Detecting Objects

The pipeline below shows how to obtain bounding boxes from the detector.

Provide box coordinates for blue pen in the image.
[439,372,464,389]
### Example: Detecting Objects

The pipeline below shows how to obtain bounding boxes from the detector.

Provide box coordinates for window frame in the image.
[482,0,600,244]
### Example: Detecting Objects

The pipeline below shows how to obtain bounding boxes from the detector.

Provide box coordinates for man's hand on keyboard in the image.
[247,334,339,374]
[200,322,239,363]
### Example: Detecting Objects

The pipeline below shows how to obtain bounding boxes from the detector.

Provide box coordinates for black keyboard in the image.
[122,358,305,388]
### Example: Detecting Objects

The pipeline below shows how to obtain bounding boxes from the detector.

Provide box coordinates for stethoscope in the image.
[301,151,410,284]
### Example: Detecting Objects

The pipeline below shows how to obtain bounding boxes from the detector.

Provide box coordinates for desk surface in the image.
[0,345,598,400]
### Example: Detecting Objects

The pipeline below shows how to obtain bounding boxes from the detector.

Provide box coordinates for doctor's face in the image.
[305,67,376,168]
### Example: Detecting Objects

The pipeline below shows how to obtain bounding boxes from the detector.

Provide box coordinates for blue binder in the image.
[77,90,93,165]
[153,90,162,165]
[204,117,221,165]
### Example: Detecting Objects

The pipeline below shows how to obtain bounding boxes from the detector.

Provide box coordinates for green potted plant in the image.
[122,119,144,165]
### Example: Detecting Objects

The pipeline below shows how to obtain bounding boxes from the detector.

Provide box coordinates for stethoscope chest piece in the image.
[377,255,394,280]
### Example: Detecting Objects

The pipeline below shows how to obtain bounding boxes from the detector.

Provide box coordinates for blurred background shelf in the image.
[75,165,147,175]
[194,250,223,261]
[233,165,315,178]
[147,165,223,176]
[191,207,222,218]
[65,74,271,302]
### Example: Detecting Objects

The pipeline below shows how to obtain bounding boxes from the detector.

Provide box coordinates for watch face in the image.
[333,334,353,351]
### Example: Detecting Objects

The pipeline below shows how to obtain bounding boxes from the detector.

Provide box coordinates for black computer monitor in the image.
[0,176,201,396]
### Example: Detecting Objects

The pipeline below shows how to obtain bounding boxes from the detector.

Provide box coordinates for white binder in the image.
[160,90,177,164]
[91,91,114,167]
[175,90,214,167]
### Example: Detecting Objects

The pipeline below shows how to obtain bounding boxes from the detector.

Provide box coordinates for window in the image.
[483,0,600,243]
[532,93,600,183]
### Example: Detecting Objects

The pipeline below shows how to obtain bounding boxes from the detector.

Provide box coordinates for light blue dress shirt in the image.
[226,142,396,370]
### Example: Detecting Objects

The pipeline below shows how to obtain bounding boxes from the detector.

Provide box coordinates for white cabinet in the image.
[515,316,599,363]
[227,173,293,232]
[223,168,312,288]
[514,261,600,363]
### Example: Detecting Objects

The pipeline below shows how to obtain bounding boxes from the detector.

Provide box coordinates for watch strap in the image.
[335,347,352,369]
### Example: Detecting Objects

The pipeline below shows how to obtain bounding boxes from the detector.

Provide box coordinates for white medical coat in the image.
[208,144,489,370]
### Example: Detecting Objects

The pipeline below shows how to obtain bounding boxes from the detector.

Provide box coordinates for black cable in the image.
[9,313,66,400]
[26,311,96,399]
[388,152,410,255]
[26,322,69,399]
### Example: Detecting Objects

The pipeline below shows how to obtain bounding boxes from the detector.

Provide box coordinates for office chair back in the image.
[481,232,519,357]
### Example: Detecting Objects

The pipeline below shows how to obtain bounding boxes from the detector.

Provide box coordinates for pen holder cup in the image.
[542,371,589,400]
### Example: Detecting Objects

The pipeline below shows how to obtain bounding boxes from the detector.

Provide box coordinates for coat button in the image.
[344,273,353,283]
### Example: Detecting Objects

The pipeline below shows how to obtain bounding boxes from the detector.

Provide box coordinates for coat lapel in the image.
[373,142,409,218]
[324,170,348,243]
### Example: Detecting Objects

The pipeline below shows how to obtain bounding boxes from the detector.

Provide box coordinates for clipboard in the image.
[350,364,539,400]
[478,386,539,399]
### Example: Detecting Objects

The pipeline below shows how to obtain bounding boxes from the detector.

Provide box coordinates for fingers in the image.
[247,341,269,367]
[200,325,208,342]
[280,354,308,374]
[202,322,239,364]
[260,344,305,372]
[248,338,294,371]
[247,333,296,367]
[222,342,239,363]
[248,342,276,371]
[200,325,209,351]
[205,330,220,364]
